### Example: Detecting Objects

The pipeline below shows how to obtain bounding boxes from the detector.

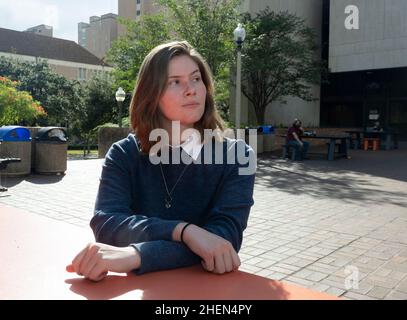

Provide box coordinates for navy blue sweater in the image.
[90,134,256,274]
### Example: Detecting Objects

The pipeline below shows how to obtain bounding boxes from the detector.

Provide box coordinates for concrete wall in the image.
[98,127,133,158]
[233,0,323,127]
[329,0,407,72]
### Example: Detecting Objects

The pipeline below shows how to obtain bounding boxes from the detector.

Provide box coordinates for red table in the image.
[0,204,338,300]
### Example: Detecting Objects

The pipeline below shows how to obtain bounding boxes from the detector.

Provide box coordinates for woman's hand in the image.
[182,224,241,274]
[66,242,141,282]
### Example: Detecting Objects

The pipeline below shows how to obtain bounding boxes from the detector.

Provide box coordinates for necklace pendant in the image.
[165,196,172,209]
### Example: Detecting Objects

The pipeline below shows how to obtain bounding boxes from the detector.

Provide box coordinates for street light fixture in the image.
[115,87,126,128]
[233,23,245,135]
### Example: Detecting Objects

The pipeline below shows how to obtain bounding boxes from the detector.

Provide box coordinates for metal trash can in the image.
[259,125,275,152]
[0,126,32,176]
[35,127,68,175]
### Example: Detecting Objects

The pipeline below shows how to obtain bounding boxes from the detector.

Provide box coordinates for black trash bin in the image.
[35,127,68,174]
[0,126,32,175]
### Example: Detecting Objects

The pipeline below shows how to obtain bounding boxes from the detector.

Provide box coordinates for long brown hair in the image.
[129,40,224,153]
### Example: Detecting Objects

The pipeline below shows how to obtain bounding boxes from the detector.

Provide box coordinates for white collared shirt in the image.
[169,131,202,161]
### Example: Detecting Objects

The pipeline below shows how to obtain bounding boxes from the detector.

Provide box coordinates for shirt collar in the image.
[170,131,202,161]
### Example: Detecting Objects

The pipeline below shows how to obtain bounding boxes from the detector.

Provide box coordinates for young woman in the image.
[67,41,256,282]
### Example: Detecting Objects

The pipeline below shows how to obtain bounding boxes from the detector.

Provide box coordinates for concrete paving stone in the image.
[367,286,391,299]
[237,253,253,262]
[272,247,292,254]
[388,270,407,281]
[308,262,341,274]
[244,256,265,266]
[292,269,313,279]
[259,252,289,262]
[268,266,296,276]
[307,271,329,282]
[330,258,353,268]
[347,279,375,295]
[344,292,377,300]
[309,283,330,293]
[382,259,407,273]
[267,272,288,281]
[384,290,407,300]
[365,275,400,289]
[254,269,275,278]
[284,276,315,288]
[364,250,396,260]
[239,264,263,273]
[394,278,407,293]
[318,257,336,264]
[325,287,346,297]
[255,259,277,269]
[372,268,392,277]
[320,278,346,290]
[272,263,302,272]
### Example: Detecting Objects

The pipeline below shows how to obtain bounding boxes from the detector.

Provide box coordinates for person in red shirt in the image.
[286,119,309,160]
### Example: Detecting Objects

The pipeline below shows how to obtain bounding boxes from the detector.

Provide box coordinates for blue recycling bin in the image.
[258,125,275,152]
[0,126,32,175]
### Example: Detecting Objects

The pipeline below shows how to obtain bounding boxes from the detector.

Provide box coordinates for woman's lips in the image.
[182,102,200,107]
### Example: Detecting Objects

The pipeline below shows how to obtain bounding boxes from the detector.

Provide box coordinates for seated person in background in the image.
[286,119,310,160]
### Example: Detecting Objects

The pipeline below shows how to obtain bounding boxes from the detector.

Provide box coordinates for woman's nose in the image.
[184,82,197,96]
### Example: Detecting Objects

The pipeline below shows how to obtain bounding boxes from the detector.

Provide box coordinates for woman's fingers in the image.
[231,251,241,270]
[223,252,234,273]
[80,247,100,277]
[87,263,108,282]
[71,243,93,275]
[214,254,226,274]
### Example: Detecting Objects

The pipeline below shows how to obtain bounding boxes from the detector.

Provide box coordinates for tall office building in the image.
[321,0,407,135]
[118,0,162,36]
[78,13,118,60]
[25,25,53,37]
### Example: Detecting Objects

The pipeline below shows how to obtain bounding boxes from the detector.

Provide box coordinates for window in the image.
[78,68,87,81]
[136,10,141,16]
[137,0,141,3]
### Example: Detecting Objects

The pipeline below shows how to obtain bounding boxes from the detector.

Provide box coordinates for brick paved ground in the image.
[1,145,407,299]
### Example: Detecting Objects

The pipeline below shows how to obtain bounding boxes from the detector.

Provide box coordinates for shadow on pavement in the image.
[256,146,407,207]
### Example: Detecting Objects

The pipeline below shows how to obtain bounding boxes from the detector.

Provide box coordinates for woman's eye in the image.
[168,80,179,86]
[193,76,201,82]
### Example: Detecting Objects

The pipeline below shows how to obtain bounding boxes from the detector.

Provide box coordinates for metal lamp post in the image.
[115,87,126,128]
[233,23,246,133]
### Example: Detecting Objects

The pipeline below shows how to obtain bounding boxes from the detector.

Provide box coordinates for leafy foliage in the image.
[241,8,327,124]
[0,76,46,125]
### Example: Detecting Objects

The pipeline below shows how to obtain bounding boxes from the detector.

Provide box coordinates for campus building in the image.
[0,27,113,82]
[25,24,53,38]
[77,13,119,60]
[236,0,407,137]
[118,0,162,36]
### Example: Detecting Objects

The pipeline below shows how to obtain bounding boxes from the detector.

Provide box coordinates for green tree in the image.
[241,8,327,124]
[0,57,85,127]
[158,0,242,121]
[0,76,46,125]
[71,75,117,154]
[107,13,172,94]
[159,0,241,77]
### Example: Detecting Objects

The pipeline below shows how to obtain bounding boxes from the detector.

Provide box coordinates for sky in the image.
[0,0,117,43]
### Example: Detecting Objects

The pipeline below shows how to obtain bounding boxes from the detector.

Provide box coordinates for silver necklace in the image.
[159,163,190,209]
